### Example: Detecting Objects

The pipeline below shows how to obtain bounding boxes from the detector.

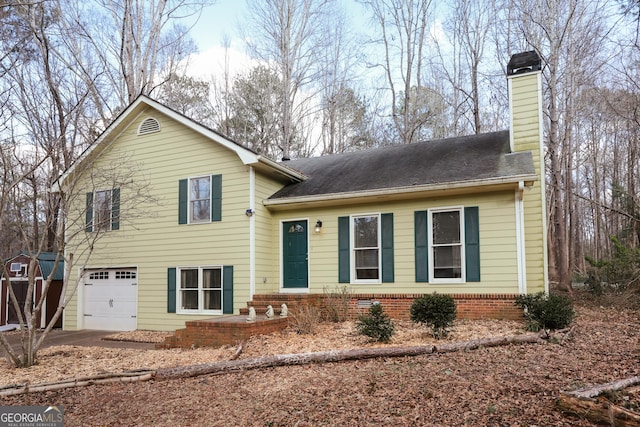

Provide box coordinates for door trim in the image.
[279,218,310,293]
[79,266,138,331]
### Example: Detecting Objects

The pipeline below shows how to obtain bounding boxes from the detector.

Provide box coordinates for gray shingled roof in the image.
[269,130,535,200]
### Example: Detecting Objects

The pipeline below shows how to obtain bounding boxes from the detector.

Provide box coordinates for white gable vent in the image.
[137,117,160,135]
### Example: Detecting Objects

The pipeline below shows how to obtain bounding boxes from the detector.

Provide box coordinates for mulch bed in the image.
[1,301,639,426]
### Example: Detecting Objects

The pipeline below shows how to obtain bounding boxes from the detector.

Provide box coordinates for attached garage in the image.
[83,268,138,331]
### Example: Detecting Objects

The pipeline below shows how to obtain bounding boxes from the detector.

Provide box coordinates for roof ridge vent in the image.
[138,117,161,135]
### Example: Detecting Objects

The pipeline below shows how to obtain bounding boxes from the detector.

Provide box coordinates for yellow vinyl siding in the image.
[64,109,251,330]
[271,191,519,295]
[510,75,543,158]
[510,71,548,294]
[523,185,546,293]
[253,173,286,295]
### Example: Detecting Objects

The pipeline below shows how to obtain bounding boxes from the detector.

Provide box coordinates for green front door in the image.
[283,220,309,289]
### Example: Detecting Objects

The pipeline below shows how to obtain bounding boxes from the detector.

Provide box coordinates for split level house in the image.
[57,51,548,332]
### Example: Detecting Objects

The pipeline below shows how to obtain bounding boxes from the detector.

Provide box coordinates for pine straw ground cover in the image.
[1,303,639,426]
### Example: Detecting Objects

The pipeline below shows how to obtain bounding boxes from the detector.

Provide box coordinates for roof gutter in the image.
[264,174,539,210]
[253,155,307,182]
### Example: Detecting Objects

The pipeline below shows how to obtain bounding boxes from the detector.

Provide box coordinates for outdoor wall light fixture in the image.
[315,220,323,233]
[245,209,254,217]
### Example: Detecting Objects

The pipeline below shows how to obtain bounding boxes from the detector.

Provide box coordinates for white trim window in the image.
[190,176,211,223]
[177,266,223,314]
[351,214,381,283]
[93,189,113,231]
[86,188,119,232]
[429,207,465,283]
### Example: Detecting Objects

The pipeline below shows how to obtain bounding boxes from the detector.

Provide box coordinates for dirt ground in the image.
[1,299,639,426]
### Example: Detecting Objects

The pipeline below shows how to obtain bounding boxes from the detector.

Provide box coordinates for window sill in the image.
[176,310,223,315]
[429,280,466,285]
[351,280,382,285]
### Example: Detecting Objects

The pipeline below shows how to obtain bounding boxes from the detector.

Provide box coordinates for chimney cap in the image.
[507,51,542,76]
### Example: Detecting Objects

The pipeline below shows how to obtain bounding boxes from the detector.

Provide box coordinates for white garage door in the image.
[83,268,138,331]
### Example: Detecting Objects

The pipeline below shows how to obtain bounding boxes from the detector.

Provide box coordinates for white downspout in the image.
[77,268,84,329]
[249,166,256,299]
[516,181,527,294]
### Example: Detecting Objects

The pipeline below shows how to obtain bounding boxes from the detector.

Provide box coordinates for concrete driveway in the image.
[1,329,156,350]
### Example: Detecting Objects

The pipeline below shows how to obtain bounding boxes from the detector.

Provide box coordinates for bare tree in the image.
[0,0,209,366]
[315,6,374,153]
[447,0,495,134]
[0,0,213,255]
[361,0,435,144]
[512,0,610,291]
[244,0,332,159]
[210,35,235,137]
[72,0,208,115]
[0,1,97,257]
[0,153,157,368]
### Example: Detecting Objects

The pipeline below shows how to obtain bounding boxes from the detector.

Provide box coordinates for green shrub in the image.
[356,303,395,343]
[410,293,456,339]
[585,236,640,294]
[514,292,575,331]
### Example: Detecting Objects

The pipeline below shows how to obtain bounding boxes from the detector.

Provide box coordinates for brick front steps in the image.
[156,315,289,349]
[157,294,314,349]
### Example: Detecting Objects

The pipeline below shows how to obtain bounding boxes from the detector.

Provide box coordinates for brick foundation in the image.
[341,293,523,321]
[251,292,523,321]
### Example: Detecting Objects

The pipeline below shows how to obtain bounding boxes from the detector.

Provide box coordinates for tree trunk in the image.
[0,371,155,397]
[564,376,640,399]
[1,332,545,396]
[156,332,544,379]
[556,376,640,426]
[557,395,640,426]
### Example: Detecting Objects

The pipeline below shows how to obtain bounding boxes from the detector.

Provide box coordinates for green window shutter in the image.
[178,179,188,224]
[85,192,93,232]
[381,213,394,283]
[211,174,222,222]
[111,188,120,230]
[414,210,429,282]
[465,206,481,282]
[223,265,233,314]
[338,216,350,283]
[167,268,176,313]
